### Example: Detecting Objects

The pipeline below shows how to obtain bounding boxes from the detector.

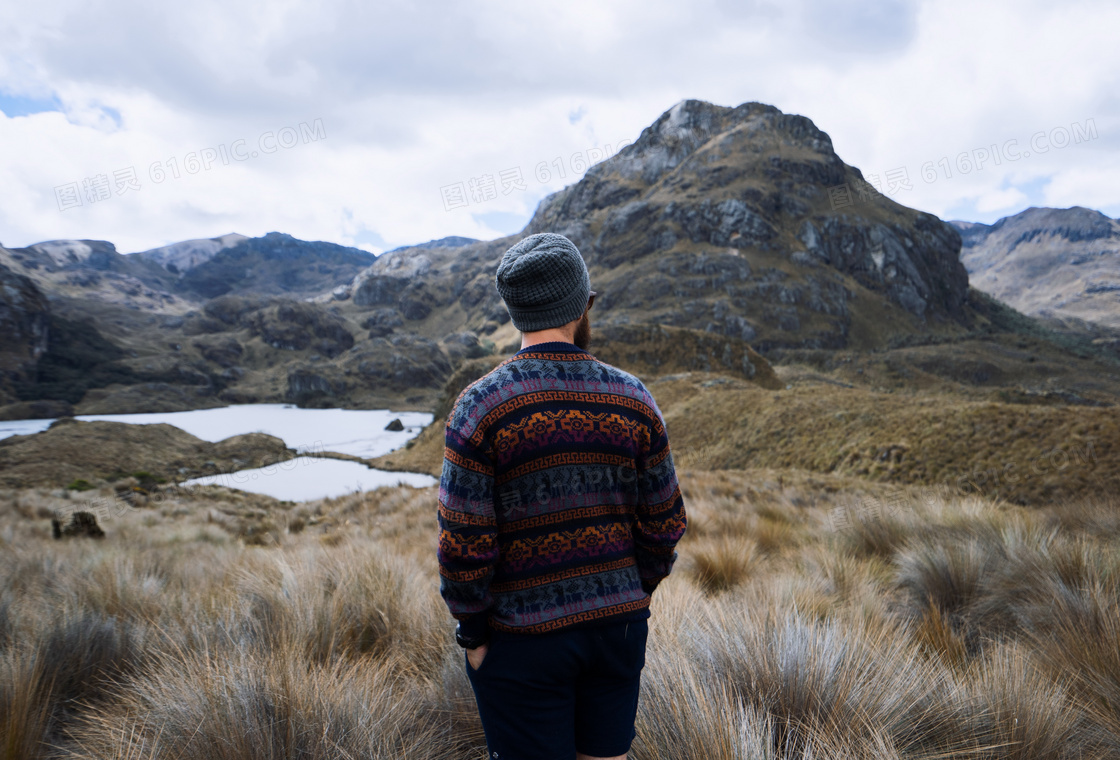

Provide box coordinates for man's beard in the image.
[573,312,592,351]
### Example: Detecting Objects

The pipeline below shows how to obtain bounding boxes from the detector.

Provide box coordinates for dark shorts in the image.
[465,617,648,760]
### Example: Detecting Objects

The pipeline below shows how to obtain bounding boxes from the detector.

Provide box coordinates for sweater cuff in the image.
[457,611,490,641]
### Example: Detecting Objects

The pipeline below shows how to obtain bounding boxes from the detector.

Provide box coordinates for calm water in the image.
[0,404,437,500]
[179,456,436,501]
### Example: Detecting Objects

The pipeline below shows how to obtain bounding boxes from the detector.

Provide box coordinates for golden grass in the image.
[656,376,1119,505]
[2,469,1120,758]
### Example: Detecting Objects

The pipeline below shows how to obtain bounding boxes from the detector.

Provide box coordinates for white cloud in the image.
[976,187,1029,214]
[0,0,1116,252]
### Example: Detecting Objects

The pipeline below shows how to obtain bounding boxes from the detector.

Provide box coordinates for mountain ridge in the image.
[951,206,1120,329]
[3,99,1119,420]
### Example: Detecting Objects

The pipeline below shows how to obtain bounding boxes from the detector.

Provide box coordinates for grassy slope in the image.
[2,471,1120,758]
[658,375,1114,505]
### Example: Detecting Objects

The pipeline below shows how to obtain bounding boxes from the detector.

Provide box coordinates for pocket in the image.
[624,619,648,670]
[465,643,494,675]
[597,619,647,676]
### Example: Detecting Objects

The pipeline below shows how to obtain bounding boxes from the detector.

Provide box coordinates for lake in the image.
[179,456,437,501]
[0,404,438,500]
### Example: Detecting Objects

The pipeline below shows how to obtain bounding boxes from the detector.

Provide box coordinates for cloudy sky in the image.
[1,0,1116,254]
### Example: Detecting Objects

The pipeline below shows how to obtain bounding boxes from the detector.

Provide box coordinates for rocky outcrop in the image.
[333,237,478,303]
[349,250,451,323]
[952,207,1120,328]
[796,214,967,318]
[361,308,404,337]
[193,337,244,368]
[247,301,354,357]
[352,274,409,307]
[286,368,340,404]
[0,264,51,403]
[347,334,452,390]
[441,331,491,361]
[52,511,106,539]
[202,294,271,326]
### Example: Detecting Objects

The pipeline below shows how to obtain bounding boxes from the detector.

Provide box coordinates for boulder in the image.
[52,510,105,539]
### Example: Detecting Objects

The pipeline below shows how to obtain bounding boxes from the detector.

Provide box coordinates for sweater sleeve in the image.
[633,398,687,594]
[437,406,499,639]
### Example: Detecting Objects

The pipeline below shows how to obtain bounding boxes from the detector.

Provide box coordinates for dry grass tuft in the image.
[968,642,1099,760]
[687,535,762,594]
[1025,590,1120,749]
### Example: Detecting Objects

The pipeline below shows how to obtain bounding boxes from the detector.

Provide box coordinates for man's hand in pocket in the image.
[467,643,489,670]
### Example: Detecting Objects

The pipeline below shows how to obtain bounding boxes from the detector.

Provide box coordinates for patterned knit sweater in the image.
[437,341,687,637]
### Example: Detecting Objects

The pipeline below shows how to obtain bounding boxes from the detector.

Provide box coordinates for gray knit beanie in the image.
[495,233,591,332]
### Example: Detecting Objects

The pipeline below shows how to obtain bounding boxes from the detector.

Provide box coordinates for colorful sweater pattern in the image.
[437,342,687,636]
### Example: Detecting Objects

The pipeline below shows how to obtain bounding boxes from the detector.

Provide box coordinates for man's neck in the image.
[520,329,576,349]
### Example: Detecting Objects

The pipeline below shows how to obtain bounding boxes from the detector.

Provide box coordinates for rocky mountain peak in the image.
[619,99,837,188]
[513,98,967,343]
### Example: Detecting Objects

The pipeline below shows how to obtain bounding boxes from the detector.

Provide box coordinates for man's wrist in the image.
[455,610,490,648]
[455,622,490,649]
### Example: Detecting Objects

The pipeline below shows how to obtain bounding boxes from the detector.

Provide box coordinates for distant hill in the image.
[0,232,381,307]
[382,236,479,254]
[0,238,183,311]
[951,207,1120,329]
[158,232,377,299]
